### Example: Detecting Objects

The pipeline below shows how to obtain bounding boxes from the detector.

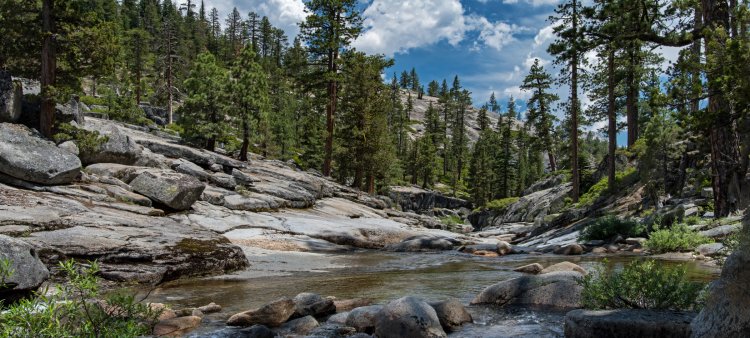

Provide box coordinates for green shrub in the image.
[79,95,105,106]
[577,168,637,208]
[483,197,519,212]
[684,216,702,226]
[579,259,707,310]
[439,215,463,226]
[53,123,109,154]
[164,123,184,136]
[580,216,647,241]
[645,224,711,253]
[1,260,161,337]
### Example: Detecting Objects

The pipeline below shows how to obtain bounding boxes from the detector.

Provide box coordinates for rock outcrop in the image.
[0,123,81,185]
[691,214,750,337]
[374,296,447,338]
[0,234,50,301]
[79,125,143,165]
[471,271,583,309]
[389,186,471,213]
[565,309,695,338]
[129,170,205,210]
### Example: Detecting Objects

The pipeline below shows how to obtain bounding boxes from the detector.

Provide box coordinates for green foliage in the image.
[483,197,520,213]
[179,52,228,149]
[0,260,161,337]
[0,258,13,289]
[53,123,109,154]
[580,216,646,241]
[577,167,637,208]
[79,96,105,106]
[645,224,712,253]
[439,215,463,227]
[102,89,151,126]
[579,259,707,310]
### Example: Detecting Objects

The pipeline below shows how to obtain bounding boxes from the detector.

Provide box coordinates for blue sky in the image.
[208,0,682,145]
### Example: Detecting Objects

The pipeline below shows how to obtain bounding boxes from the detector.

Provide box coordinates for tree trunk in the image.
[322,48,336,177]
[367,174,375,195]
[607,46,617,190]
[626,43,639,148]
[703,0,743,217]
[570,0,580,202]
[40,0,56,138]
[240,118,249,161]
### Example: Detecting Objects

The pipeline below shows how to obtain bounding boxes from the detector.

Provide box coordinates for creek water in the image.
[142,251,719,337]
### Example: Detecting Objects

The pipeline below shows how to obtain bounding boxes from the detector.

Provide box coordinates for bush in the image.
[79,95,105,107]
[1,260,161,337]
[483,197,519,212]
[580,216,647,241]
[645,224,711,253]
[439,215,463,227]
[577,168,637,208]
[579,259,706,310]
[53,123,109,154]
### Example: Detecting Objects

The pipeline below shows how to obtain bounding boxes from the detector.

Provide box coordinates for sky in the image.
[207,0,683,145]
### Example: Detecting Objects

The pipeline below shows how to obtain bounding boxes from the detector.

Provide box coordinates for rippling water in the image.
[141,251,719,337]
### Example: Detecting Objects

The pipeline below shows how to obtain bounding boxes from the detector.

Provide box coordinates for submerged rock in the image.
[374,296,447,338]
[471,271,583,309]
[0,123,81,185]
[227,297,296,327]
[565,309,695,338]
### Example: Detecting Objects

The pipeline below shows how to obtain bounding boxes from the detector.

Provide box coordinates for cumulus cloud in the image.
[466,15,519,51]
[533,22,557,48]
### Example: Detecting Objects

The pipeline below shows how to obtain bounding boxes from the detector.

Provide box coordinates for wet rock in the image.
[79,125,142,165]
[0,235,49,301]
[129,170,205,210]
[695,243,725,257]
[293,292,336,318]
[307,324,359,338]
[345,305,383,333]
[0,71,22,123]
[334,298,373,312]
[192,309,204,318]
[497,241,513,255]
[274,315,319,336]
[541,261,587,275]
[198,302,222,314]
[226,297,296,327]
[514,263,544,274]
[373,296,447,338]
[0,123,81,185]
[554,244,583,255]
[153,315,202,337]
[429,299,472,332]
[565,309,695,338]
[237,325,274,338]
[471,271,583,309]
[387,235,457,252]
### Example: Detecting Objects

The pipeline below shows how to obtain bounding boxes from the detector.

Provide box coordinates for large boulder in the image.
[0,235,50,301]
[373,296,447,338]
[292,292,336,318]
[79,125,142,165]
[226,297,296,327]
[345,305,383,333]
[691,214,750,338]
[541,261,587,275]
[0,123,81,185]
[55,97,85,125]
[429,299,472,332]
[273,315,319,336]
[129,170,205,210]
[565,309,695,338]
[0,71,22,123]
[386,235,458,252]
[471,271,583,309]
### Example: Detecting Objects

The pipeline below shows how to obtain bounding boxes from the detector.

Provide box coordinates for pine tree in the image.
[427,80,439,97]
[410,67,420,92]
[228,46,270,161]
[180,52,227,150]
[469,129,496,206]
[521,58,560,172]
[300,0,362,177]
[225,8,243,61]
[477,106,490,131]
[495,97,518,198]
[400,70,411,89]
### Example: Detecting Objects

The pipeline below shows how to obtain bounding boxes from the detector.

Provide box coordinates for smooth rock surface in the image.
[79,125,142,165]
[0,123,81,185]
[374,296,447,338]
[430,299,472,332]
[0,235,50,299]
[345,305,383,333]
[227,297,296,327]
[565,309,695,338]
[514,263,544,274]
[541,261,587,275]
[292,292,336,318]
[153,315,202,337]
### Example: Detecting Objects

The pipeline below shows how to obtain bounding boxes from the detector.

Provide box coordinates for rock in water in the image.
[238,325,275,338]
[471,271,583,309]
[430,299,473,332]
[540,261,587,275]
[0,235,50,301]
[153,315,202,337]
[514,263,544,274]
[374,296,447,338]
[226,297,296,327]
[129,170,205,210]
[79,125,142,165]
[292,292,336,318]
[0,71,22,123]
[345,305,383,333]
[565,309,695,338]
[0,123,81,185]
[691,214,750,337]
[274,315,319,336]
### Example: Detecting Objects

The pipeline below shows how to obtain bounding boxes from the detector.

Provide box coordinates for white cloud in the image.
[503,0,561,6]
[533,22,557,48]
[207,0,306,38]
[503,85,532,100]
[353,0,520,56]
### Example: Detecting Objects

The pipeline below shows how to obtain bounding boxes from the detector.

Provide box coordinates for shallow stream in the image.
[142,251,719,337]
